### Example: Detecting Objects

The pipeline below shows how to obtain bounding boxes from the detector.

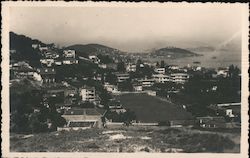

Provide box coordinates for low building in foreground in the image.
[61,108,106,130]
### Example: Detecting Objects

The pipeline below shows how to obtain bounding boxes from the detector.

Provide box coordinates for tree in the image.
[105,72,117,85]
[160,60,165,68]
[117,61,126,72]
[121,109,136,126]
[118,80,133,91]
[156,61,160,67]
[97,54,113,64]
[228,65,240,79]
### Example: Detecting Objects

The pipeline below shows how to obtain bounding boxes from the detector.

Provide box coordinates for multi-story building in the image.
[116,73,130,82]
[38,68,56,84]
[80,87,96,102]
[138,78,155,87]
[154,68,165,74]
[126,64,136,72]
[153,74,171,83]
[171,73,189,84]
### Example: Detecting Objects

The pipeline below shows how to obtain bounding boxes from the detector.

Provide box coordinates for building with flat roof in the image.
[154,68,165,74]
[116,73,130,82]
[126,64,136,72]
[171,73,189,84]
[62,108,106,128]
[80,87,96,102]
[153,74,171,83]
[138,78,155,87]
[38,68,56,84]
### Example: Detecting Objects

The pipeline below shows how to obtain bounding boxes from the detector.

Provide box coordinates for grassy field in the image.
[10,127,240,153]
[116,93,193,123]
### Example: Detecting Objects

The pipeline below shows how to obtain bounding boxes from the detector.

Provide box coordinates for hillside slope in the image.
[65,44,124,58]
[150,47,201,58]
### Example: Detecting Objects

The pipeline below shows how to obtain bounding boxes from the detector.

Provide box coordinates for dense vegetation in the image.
[10,79,66,134]
[10,32,45,67]
[170,65,241,116]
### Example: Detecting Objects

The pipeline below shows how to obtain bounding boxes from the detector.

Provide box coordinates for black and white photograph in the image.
[1,2,249,158]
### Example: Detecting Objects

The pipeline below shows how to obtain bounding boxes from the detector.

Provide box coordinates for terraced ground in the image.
[10,126,240,153]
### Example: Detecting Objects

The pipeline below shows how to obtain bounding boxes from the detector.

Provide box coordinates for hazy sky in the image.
[9,4,243,52]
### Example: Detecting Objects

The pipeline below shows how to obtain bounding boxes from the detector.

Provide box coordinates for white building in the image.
[153,74,171,83]
[116,73,130,82]
[126,64,136,72]
[154,68,165,74]
[168,65,179,70]
[134,85,143,92]
[39,45,49,51]
[171,73,189,84]
[146,90,157,96]
[55,61,62,66]
[104,83,120,94]
[40,58,55,67]
[217,67,229,77]
[32,44,39,49]
[80,87,96,102]
[44,51,59,59]
[138,78,155,87]
[63,58,79,65]
[89,55,100,64]
[98,64,107,69]
[63,50,76,58]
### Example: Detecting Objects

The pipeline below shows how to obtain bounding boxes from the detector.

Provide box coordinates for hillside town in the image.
[10,32,241,134]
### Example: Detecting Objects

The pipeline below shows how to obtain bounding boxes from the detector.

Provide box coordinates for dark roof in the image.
[64,108,102,116]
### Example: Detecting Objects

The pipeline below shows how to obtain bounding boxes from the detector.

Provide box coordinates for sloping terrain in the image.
[117,93,193,123]
[150,47,201,58]
[65,44,124,57]
[10,127,240,153]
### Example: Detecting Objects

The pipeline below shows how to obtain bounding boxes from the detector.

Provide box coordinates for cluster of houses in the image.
[183,102,241,129]
[10,42,241,131]
[40,49,79,67]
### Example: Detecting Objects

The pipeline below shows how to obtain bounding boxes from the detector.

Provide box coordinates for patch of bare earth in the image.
[10,127,240,153]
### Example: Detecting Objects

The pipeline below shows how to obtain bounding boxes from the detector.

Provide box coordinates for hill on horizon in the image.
[65,44,125,58]
[150,47,201,58]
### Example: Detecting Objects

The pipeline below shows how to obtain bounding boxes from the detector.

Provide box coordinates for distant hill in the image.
[150,47,201,58]
[187,46,216,53]
[65,44,124,58]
